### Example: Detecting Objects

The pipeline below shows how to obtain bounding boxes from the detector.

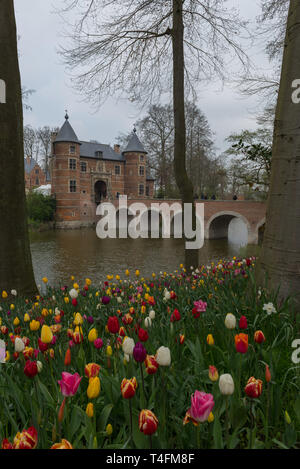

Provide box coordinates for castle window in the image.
[80,162,87,172]
[69,158,76,170]
[115,165,121,175]
[35,169,39,174]
[95,151,103,158]
[70,180,76,193]
[35,178,39,186]
[139,166,145,176]
[146,186,150,196]
[140,155,144,162]
[139,184,144,196]
[70,145,76,155]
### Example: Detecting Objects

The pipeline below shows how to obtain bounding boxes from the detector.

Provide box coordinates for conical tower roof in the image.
[54,112,80,145]
[122,128,147,154]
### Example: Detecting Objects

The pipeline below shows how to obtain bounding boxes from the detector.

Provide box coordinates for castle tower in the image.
[51,112,81,225]
[123,128,148,198]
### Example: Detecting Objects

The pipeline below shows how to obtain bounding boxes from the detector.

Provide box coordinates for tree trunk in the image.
[172,0,199,268]
[256,0,300,306]
[0,0,38,298]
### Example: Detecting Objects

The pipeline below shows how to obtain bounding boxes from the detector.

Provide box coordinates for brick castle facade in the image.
[49,113,155,227]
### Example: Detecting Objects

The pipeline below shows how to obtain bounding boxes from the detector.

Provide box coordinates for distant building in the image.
[50,113,155,227]
[24,156,46,191]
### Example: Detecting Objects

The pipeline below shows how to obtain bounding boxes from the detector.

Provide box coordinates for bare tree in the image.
[23,125,39,160]
[0,0,38,298]
[36,126,59,173]
[60,0,249,267]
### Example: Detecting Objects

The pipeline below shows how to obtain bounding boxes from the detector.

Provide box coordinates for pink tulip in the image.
[193,300,207,313]
[189,390,214,423]
[58,372,82,397]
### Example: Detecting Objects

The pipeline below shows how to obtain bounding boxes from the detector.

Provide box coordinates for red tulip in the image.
[265,365,271,383]
[84,363,101,378]
[239,315,248,329]
[254,330,265,344]
[24,360,38,378]
[107,316,119,334]
[121,377,137,399]
[144,355,159,375]
[139,409,158,435]
[64,348,71,366]
[235,333,248,354]
[245,377,263,398]
[13,426,38,449]
[138,328,149,342]
[38,337,48,353]
[170,308,181,322]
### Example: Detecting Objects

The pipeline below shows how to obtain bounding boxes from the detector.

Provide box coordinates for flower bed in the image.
[0,257,299,449]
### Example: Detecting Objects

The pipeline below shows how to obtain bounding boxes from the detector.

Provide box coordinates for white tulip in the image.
[122,337,135,356]
[37,361,43,373]
[219,374,235,395]
[224,313,236,330]
[149,309,155,320]
[11,289,17,296]
[144,317,152,328]
[15,337,25,353]
[69,288,78,299]
[156,346,171,366]
[117,297,122,303]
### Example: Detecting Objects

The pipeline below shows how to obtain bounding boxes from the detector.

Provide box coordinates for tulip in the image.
[139,410,158,435]
[219,374,235,395]
[133,342,147,363]
[87,376,101,399]
[285,410,291,425]
[138,328,149,342]
[121,377,138,399]
[13,426,38,449]
[85,363,101,378]
[144,317,152,328]
[235,333,248,354]
[239,315,248,329]
[155,346,171,366]
[51,439,73,449]
[206,334,214,346]
[24,360,38,378]
[107,316,119,334]
[14,337,25,353]
[58,372,82,397]
[208,365,219,382]
[122,337,135,356]
[41,325,53,344]
[144,355,159,375]
[245,377,263,398]
[30,320,40,331]
[265,365,271,383]
[88,328,98,342]
[225,313,236,329]
[86,402,94,418]
[149,310,155,320]
[64,348,71,366]
[183,391,215,425]
[94,338,103,349]
[254,330,265,344]
[207,412,214,423]
[106,424,113,436]
[170,308,181,322]
[106,345,113,356]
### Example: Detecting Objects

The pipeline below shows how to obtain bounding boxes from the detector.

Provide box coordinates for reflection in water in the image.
[30,228,257,287]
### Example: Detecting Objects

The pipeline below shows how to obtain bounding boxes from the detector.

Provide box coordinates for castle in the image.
[50,113,155,227]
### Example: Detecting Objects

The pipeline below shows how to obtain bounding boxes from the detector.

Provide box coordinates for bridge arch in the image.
[205,211,251,242]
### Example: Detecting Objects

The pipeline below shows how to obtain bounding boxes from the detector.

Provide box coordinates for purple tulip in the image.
[133,342,147,362]
[102,296,110,305]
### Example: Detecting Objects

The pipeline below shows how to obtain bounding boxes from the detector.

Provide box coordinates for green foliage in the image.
[26,192,56,223]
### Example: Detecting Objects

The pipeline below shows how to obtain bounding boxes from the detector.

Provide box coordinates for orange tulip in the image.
[265,365,271,383]
[64,348,71,366]
[121,377,137,399]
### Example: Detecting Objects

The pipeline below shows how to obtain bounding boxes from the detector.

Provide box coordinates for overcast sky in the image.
[14,0,276,155]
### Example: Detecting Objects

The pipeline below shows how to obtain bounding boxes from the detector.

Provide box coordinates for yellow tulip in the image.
[208,412,214,423]
[87,377,101,399]
[30,320,40,331]
[13,317,20,326]
[206,334,214,346]
[41,325,53,344]
[135,270,140,277]
[106,424,113,436]
[24,313,30,322]
[73,313,83,326]
[106,345,112,356]
[85,278,92,286]
[125,269,130,276]
[10,304,15,310]
[2,291,8,299]
[42,277,48,283]
[88,328,98,342]
[86,402,94,418]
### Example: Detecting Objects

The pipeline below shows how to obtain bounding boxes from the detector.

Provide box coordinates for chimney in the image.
[114,144,121,154]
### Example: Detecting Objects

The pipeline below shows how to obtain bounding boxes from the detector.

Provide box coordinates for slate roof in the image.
[79,141,125,161]
[54,115,80,145]
[122,130,147,154]
[24,158,39,174]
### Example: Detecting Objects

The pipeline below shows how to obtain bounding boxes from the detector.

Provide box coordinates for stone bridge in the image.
[108,198,266,245]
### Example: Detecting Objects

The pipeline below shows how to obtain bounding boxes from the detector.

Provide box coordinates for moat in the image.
[29,227,259,287]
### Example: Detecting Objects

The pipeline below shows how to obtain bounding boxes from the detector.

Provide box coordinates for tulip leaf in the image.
[213,416,224,449]
[98,403,114,432]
